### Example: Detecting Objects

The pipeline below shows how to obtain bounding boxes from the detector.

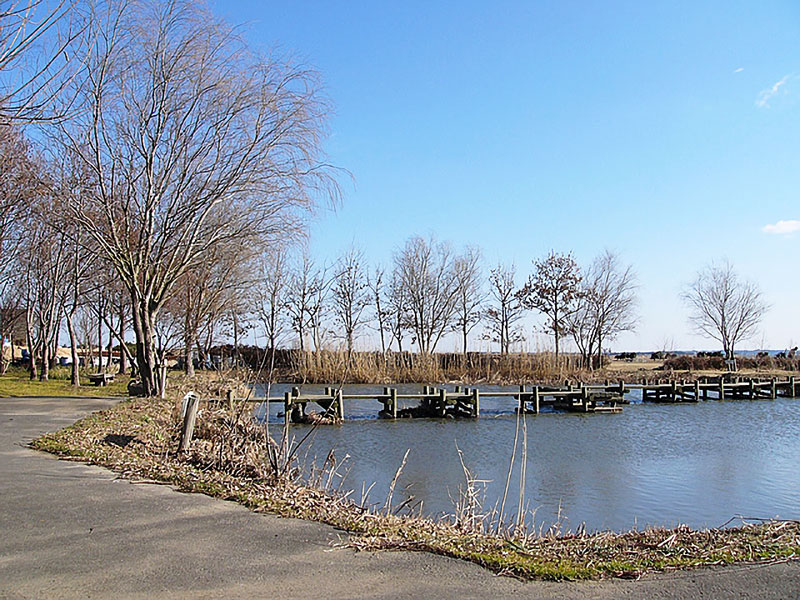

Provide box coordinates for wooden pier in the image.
[634,376,798,403]
[247,375,800,424]
[263,381,627,424]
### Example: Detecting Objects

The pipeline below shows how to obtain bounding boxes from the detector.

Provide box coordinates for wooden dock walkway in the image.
[633,376,798,403]
[246,375,798,424]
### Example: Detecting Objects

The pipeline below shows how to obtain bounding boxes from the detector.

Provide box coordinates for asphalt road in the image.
[1,395,798,599]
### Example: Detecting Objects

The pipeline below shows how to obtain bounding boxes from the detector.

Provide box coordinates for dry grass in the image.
[30,397,800,581]
[283,350,598,385]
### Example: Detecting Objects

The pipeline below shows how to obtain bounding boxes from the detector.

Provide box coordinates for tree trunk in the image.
[184,328,195,378]
[4,336,13,375]
[66,313,80,387]
[25,309,37,380]
[98,305,104,371]
[554,329,560,362]
[119,302,127,375]
[232,311,240,368]
[40,343,49,381]
[107,325,114,373]
[596,337,602,371]
[49,335,58,372]
[131,296,159,397]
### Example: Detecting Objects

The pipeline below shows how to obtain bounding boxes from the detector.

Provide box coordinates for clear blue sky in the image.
[215,0,799,352]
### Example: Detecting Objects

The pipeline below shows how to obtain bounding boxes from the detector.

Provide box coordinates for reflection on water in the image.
[253,383,800,532]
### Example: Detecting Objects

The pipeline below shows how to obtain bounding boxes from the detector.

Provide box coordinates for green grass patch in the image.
[0,371,130,398]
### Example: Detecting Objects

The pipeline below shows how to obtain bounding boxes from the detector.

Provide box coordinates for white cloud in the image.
[762,219,800,235]
[733,67,744,73]
[756,74,791,108]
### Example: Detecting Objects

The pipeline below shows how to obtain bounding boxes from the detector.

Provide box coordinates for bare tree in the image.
[368,264,389,354]
[166,242,252,377]
[0,0,83,121]
[331,246,369,355]
[521,251,582,360]
[566,250,637,369]
[0,125,35,283]
[588,250,637,365]
[286,253,323,352]
[50,0,339,396]
[451,245,484,355]
[394,235,458,354]
[566,290,597,369]
[20,222,68,380]
[61,224,91,385]
[254,247,289,357]
[0,125,35,373]
[385,266,408,353]
[484,263,525,355]
[307,266,330,353]
[683,261,768,367]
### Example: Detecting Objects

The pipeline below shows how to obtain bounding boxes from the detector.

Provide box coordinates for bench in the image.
[88,373,116,386]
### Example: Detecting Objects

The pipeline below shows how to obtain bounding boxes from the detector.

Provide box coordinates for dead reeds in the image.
[283,349,593,385]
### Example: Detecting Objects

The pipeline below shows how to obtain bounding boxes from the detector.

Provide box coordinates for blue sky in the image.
[215,0,799,352]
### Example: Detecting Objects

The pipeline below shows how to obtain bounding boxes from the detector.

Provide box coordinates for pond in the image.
[253,383,800,533]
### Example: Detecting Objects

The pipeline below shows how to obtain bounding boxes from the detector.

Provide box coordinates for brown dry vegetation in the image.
[274,350,606,385]
[31,396,800,581]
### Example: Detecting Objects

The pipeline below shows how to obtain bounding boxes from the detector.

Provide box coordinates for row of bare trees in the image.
[247,237,640,369]
[253,242,768,372]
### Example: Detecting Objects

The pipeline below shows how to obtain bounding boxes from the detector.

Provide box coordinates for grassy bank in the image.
[31,397,800,581]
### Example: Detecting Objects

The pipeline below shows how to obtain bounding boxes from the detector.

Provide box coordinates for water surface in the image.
[254,383,800,532]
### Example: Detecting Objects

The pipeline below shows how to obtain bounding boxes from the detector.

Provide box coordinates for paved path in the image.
[1,396,798,599]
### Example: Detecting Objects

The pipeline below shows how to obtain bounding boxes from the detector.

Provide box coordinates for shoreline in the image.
[31,396,800,581]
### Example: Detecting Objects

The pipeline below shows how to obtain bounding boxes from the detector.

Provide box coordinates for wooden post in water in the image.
[791,376,797,398]
[390,388,398,418]
[533,386,540,414]
[718,379,725,401]
[695,380,700,402]
[581,386,589,412]
[336,389,344,420]
[519,384,526,413]
[438,387,447,417]
[771,377,777,399]
[749,379,755,400]
[671,380,678,401]
[178,392,200,452]
[283,391,291,426]
[471,387,480,417]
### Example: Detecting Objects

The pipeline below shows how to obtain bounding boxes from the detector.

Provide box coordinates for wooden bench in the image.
[88,373,115,386]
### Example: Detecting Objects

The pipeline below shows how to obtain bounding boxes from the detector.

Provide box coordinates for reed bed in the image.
[31,396,800,581]
[281,349,595,385]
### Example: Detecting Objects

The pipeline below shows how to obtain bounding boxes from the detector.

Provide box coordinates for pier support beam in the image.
[336,389,344,419]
